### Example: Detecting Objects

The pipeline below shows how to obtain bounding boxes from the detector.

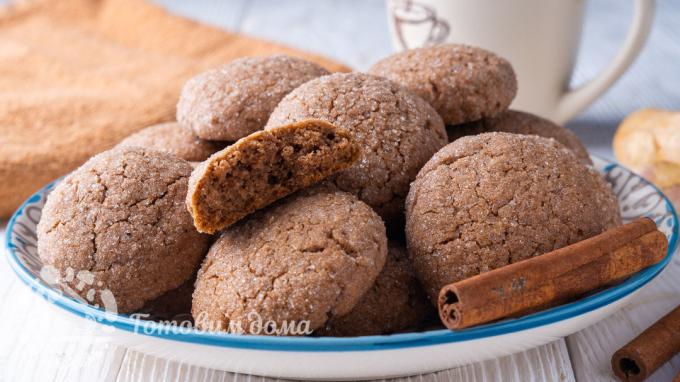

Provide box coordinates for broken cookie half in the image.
[186,119,361,234]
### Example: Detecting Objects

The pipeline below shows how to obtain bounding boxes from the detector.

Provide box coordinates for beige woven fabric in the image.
[0,0,349,217]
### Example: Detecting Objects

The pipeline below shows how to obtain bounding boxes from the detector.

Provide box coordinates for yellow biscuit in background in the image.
[638,161,680,189]
[614,109,680,170]
[614,108,680,209]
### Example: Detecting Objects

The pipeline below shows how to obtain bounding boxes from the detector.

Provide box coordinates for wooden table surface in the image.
[2,0,680,381]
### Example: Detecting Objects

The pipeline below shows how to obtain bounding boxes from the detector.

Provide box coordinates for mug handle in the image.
[554,0,655,123]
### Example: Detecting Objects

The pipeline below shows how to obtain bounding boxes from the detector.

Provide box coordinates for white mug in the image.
[387,0,655,123]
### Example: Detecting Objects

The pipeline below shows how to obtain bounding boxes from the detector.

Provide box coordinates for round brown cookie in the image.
[37,147,210,313]
[191,186,388,335]
[116,122,227,162]
[447,110,592,165]
[177,55,330,141]
[405,133,621,301]
[317,242,434,337]
[266,72,448,225]
[369,44,517,125]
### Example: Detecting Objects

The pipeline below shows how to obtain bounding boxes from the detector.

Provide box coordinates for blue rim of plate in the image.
[5,158,679,352]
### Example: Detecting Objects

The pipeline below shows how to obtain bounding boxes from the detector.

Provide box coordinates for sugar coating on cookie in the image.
[187,119,360,234]
[405,133,621,301]
[37,147,210,313]
[448,110,592,164]
[369,44,517,125]
[177,55,330,141]
[117,122,227,162]
[317,242,434,337]
[191,187,388,335]
[266,72,448,225]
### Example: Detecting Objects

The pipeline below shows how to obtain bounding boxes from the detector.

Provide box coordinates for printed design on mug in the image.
[390,0,449,50]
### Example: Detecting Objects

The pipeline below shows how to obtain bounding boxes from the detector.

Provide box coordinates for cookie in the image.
[177,55,330,141]
[405,133,621,301]
[37,147,210,313]
[266,72,448,225]
[448,110,592,164]
[369,44,517,125]
[317,242,433,337]
[187,119,360,234]
[191,186,388,334]
[116,122,227,162]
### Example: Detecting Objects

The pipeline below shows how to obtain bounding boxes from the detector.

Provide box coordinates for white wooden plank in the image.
[114,340,574,382]
[566,256,680,382]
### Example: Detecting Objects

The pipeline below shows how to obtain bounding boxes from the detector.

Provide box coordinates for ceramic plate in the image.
[5,156,679,380]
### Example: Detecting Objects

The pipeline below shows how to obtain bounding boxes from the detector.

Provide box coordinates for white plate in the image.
[5,156,679,380]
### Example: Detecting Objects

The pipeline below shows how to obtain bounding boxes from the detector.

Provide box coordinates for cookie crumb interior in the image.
[187,119,360,233]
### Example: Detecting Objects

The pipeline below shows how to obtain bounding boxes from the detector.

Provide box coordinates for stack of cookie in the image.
[37,45,621,337]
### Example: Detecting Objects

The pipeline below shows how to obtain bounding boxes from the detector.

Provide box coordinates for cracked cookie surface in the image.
[447,110,592,165]
[177,55,329,141]
[266,72,448,226]
[117,122,227,162]
[191,186,387,334]
[187,119,360,234]
[369,44,517,125]
[317,242,434,336]
[37,147,210,313]
[405,133,621,301]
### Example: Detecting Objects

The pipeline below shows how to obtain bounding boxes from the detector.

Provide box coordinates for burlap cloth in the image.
[0,0,349,217]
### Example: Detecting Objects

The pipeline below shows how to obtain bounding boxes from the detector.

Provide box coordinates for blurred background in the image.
[3,0,675,156]
[149,0,678,158]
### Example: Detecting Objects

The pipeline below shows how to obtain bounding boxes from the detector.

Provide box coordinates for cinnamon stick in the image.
[438,218,668,330]
[612,305,680,382]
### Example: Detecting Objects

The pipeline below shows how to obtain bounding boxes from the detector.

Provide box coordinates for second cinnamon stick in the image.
[612,305,680,382]
[438,218,668,329]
